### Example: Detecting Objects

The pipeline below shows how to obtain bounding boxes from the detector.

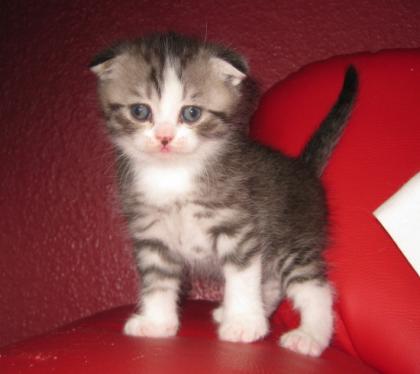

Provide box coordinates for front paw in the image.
[123,313,179,338]
[218,314,269,343]
[279,328,326,357]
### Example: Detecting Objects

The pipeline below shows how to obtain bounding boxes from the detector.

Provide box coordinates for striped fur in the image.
[90,32,358,356]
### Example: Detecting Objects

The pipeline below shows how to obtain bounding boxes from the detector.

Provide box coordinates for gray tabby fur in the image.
[90,32,358,356]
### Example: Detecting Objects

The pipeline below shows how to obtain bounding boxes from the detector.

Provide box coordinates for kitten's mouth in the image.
[158,144,189,155]
[150,143,193,156]
[160,145,172,153]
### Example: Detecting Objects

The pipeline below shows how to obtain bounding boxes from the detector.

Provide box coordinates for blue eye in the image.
[181,106,202,123]
[130,103,151,121]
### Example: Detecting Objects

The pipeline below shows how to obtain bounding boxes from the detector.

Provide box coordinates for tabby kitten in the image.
[90,32,358,357]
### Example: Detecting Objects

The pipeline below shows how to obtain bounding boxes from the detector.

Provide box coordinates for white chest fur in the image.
[130,162,217,264]
[135,163,195,206]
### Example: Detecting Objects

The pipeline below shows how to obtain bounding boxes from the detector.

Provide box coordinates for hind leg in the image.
[279,280,333,357]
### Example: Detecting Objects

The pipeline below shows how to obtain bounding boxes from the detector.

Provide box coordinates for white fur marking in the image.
[157,66,184,125]
[134,163,196,206]
[218,261,269,342]
[124,289,179,338]
[280,281,333,356]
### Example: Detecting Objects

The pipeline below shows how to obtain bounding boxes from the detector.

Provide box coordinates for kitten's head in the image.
[90,32,258,164]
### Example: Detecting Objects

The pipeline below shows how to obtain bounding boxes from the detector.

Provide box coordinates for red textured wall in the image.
[1,0,420,347]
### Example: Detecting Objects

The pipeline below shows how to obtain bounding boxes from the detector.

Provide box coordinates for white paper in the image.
[374,172,420,277]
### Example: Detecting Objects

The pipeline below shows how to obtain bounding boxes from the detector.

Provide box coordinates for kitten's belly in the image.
[132,202,217,265]
[168,204,215,263]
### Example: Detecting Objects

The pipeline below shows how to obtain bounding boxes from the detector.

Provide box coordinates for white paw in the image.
[280,328,326,357]
[218,314,269,343]
[123,313,179,338]
[212,306,223,324]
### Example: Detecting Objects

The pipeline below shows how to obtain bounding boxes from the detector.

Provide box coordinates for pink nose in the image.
[158,136,172,146]
[155,125,174,146]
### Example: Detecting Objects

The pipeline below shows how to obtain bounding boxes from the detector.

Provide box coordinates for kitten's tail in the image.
[300,65,358,176]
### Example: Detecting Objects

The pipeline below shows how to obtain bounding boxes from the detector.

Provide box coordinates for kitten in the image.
[90,32,358,357]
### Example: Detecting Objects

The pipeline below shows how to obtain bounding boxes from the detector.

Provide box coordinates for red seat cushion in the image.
[0,301,376,373]
[250,50,420,374]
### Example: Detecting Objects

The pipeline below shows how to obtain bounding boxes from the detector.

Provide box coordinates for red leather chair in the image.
[251,50,420,373]
[1,50,419,374]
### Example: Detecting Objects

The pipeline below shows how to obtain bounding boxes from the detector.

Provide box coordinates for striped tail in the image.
[300,65,359,176]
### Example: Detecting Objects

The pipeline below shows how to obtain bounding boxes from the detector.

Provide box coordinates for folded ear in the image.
[210,57,246,86]
[89,48,119,80]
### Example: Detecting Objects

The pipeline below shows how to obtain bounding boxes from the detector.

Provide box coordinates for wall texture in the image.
[1,0,420,347]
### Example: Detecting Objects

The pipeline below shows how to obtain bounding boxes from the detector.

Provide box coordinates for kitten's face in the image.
[91,35,250,164]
